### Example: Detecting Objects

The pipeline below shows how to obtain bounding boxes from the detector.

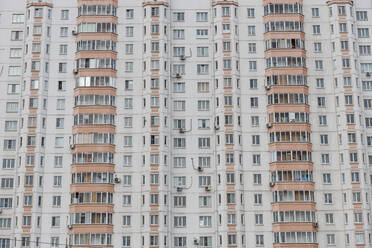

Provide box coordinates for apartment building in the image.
[1,0,372,247]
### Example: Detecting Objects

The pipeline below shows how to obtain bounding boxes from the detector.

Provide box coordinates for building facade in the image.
[1,0,372,247]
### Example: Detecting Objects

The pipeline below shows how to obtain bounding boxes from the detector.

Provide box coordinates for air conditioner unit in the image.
[180,55,186,60]
[179,128,185,134]
[313,222,318,228]
[175,73,182,79]
[197,166,203,172]
[289,119,296,123]
[266,122,273,128]
[214,124,220,130]
[367,72,371,77]
[269,182,275,187]
[265,85,270,90]
[73,69,78,74]
[193,239,199,245]
[67,224,72,229]
[69,144,75,150]
[205,186,211,192]
[72,30,77,36]
[114,177,121,184]
[176,187,183,192]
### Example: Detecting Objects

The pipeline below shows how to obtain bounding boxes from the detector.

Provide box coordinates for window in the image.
[59,44,68,55]
[51,216,60,227]
[251,135,260,145]
[327,234,335,245]
[252,154,261,165]
[248,43,256,53]
[4,139,16,150]
[123,195,132,206]
[353,192,361,203]
[0,218,11,229]
[340,23,347,32]
[124,98,133,109]
[124,136,133,147]
[361,63,372,73]
[151,7,159,17]
[5,121,17,131]
[53,176,62,187]
[126,9,134,19]
[342,58,350,68]
[199,216,212,227]
[251,116,259,127]
[10,48,22,58]
[150,235,159,246]
[227,193,235,204]
[124,156,132,166]
[51,237,59,248]
[254,194,262,205]
[315,60,323,70]
[197,47,209,57]
[317,97,326,107]
[251,97,258,108]
[12,14,24,23]
[7,84,20,94]
[173,64,185,75]
[11,31,23,41]
[125,62,133,72]
[173,47,185,57]
[222,7,230,16]
[151,24,159,34]
[318,115,327,126]
[34,8,43,17]
[222,24,230,33]
[347,114,355,124]
[360,45,371,56]
[313,25,320,34]
[173,29,185,39]
[198,100,210,111]
[173,100,185,111]
[174,196,186,207]
[358,28,369,38]
[356,11,368,21]
[247,8,255,18]
[3,159,15,169]
[324,193,333,204]
[1,178,14,189]
[253,174,262,184]
[249,61,257,71]
[323,174,332,184]
[174,138,186,148]
[320,134,329,145]
[151,60,159,70]
[126,26,134,37]
[248,26,256,35]
[59,27,68,37]
[151,42,159,52]
[314,42,322,52]
[356,232,365,245]
[256,235,264,246]
[33,25,42,35]
[312,8,319,17]
[61,10,69,20]
[58,62,67,73]
[173,12,184,22]
[198,82,209,92]
[8,66,21,76]
[196,12,208,22]
[172,82,185,93]
[31,61,40,71]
